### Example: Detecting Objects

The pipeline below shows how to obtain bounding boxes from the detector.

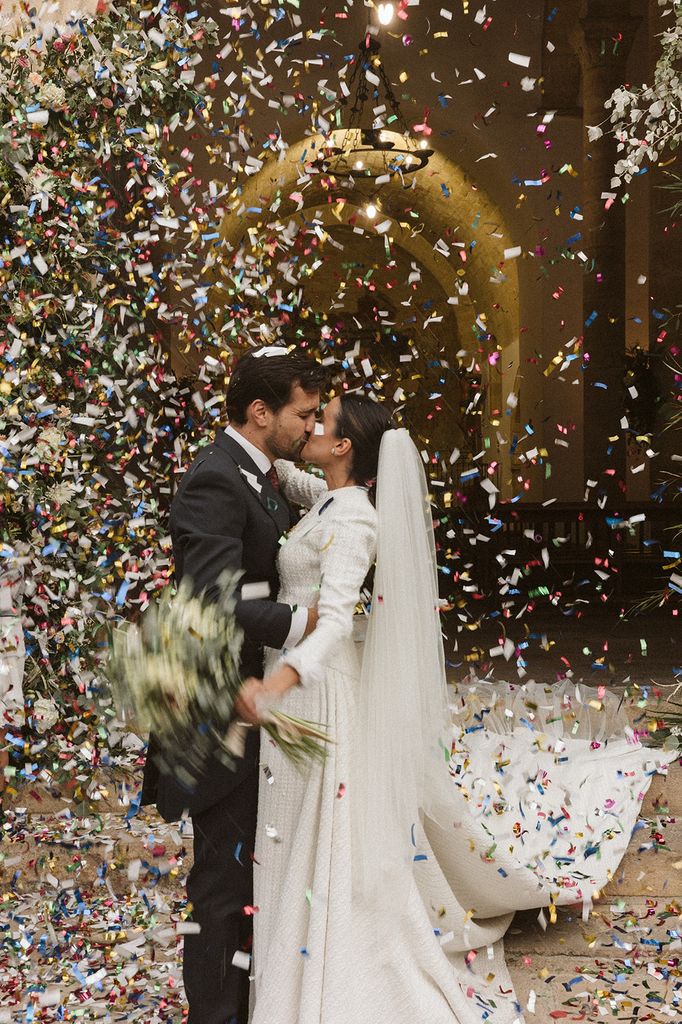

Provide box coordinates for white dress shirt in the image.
[224,426,307,649]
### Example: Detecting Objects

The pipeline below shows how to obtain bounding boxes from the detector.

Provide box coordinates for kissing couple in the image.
[141,347,668,1024]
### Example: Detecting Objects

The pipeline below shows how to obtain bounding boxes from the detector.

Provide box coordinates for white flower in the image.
[45,482,77,506]
[37,82,66,109]
[24,167,56,199]
[35,426,65,461]
[604,0,682,180]
[32,696,60,733]
[587,125,603,142]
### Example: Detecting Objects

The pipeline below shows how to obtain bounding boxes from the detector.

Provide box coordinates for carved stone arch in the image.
[220,138,518,339]
[218,137,520,477]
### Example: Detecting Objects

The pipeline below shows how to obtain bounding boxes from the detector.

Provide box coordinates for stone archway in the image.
[217,137,521,489]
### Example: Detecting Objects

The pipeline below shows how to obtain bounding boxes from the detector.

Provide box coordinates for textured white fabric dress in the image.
[249,462,671,1024]
[251,465,374,1024]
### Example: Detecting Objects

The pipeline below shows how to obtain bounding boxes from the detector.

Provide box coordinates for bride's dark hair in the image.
[335,393,395,504]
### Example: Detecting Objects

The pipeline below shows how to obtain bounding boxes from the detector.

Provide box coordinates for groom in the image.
[140,348,326,1024]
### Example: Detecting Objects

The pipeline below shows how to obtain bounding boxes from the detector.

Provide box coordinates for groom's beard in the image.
[268,434,309,461]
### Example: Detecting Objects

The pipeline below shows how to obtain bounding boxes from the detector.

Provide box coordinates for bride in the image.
[236,392,670,1024]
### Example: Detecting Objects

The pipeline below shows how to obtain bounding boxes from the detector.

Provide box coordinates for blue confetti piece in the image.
[71,966,87,986]
[563,976,585,990]
[125,792,142,821]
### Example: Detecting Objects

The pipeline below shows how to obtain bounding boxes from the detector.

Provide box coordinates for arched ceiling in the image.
[218,136,520,354]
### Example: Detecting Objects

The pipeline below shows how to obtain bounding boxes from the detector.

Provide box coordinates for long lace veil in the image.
[352,428,453,906]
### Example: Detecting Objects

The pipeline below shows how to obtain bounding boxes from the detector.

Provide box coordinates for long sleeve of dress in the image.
[275,459,328,510]
[281,497,377,688]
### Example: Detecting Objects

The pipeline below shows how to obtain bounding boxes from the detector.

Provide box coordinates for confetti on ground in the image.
[0,0,681,1018]
[0,804,192,1022]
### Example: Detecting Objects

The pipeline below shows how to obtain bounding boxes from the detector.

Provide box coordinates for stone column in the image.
[572,2,641,502]
[645,6,682,500]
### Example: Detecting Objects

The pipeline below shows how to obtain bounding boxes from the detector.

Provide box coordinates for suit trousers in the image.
[184,732,259,1024]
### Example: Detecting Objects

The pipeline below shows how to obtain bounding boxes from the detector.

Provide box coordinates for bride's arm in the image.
[274,459,328,509]
[234,496,376,721]
[270,497,376,690]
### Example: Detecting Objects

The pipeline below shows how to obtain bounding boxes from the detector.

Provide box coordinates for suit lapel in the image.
[287,494,335,543]
[215,431,291,536]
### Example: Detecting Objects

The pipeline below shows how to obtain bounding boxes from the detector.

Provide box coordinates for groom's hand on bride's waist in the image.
[303,606,319,638]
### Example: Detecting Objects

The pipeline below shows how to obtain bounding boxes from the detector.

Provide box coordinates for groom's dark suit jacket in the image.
[140,430,296,822]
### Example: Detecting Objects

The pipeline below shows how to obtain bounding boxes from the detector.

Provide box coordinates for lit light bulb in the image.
[378,3,394,26]
[419,139,427,149]
[354,159,364,170]
[366,203,377,219]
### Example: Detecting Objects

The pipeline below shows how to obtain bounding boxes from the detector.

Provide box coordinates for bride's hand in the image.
[262,665,300,703]
[236,666,301,726]
[235,677,265,726]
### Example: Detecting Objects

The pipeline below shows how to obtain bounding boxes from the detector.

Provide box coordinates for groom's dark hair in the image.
[226,348,327,425]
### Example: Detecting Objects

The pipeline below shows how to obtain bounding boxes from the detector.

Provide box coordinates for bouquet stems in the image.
[263,711,333,767]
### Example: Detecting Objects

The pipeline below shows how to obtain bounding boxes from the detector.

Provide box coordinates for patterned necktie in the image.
[266,465,281,493]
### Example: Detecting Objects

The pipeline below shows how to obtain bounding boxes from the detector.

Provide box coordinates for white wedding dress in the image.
[249,459,671,1024]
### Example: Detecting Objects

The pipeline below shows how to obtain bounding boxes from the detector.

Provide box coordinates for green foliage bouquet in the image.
[107,572,330,788]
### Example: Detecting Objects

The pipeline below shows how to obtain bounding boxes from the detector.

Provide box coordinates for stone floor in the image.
[1,608,681,1021]
[2,760,679,1021]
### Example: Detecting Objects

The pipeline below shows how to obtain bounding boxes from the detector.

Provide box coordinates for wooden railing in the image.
[449,502,680,600]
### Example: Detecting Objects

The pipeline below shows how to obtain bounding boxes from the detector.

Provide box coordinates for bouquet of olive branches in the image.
[107,572,330,789]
